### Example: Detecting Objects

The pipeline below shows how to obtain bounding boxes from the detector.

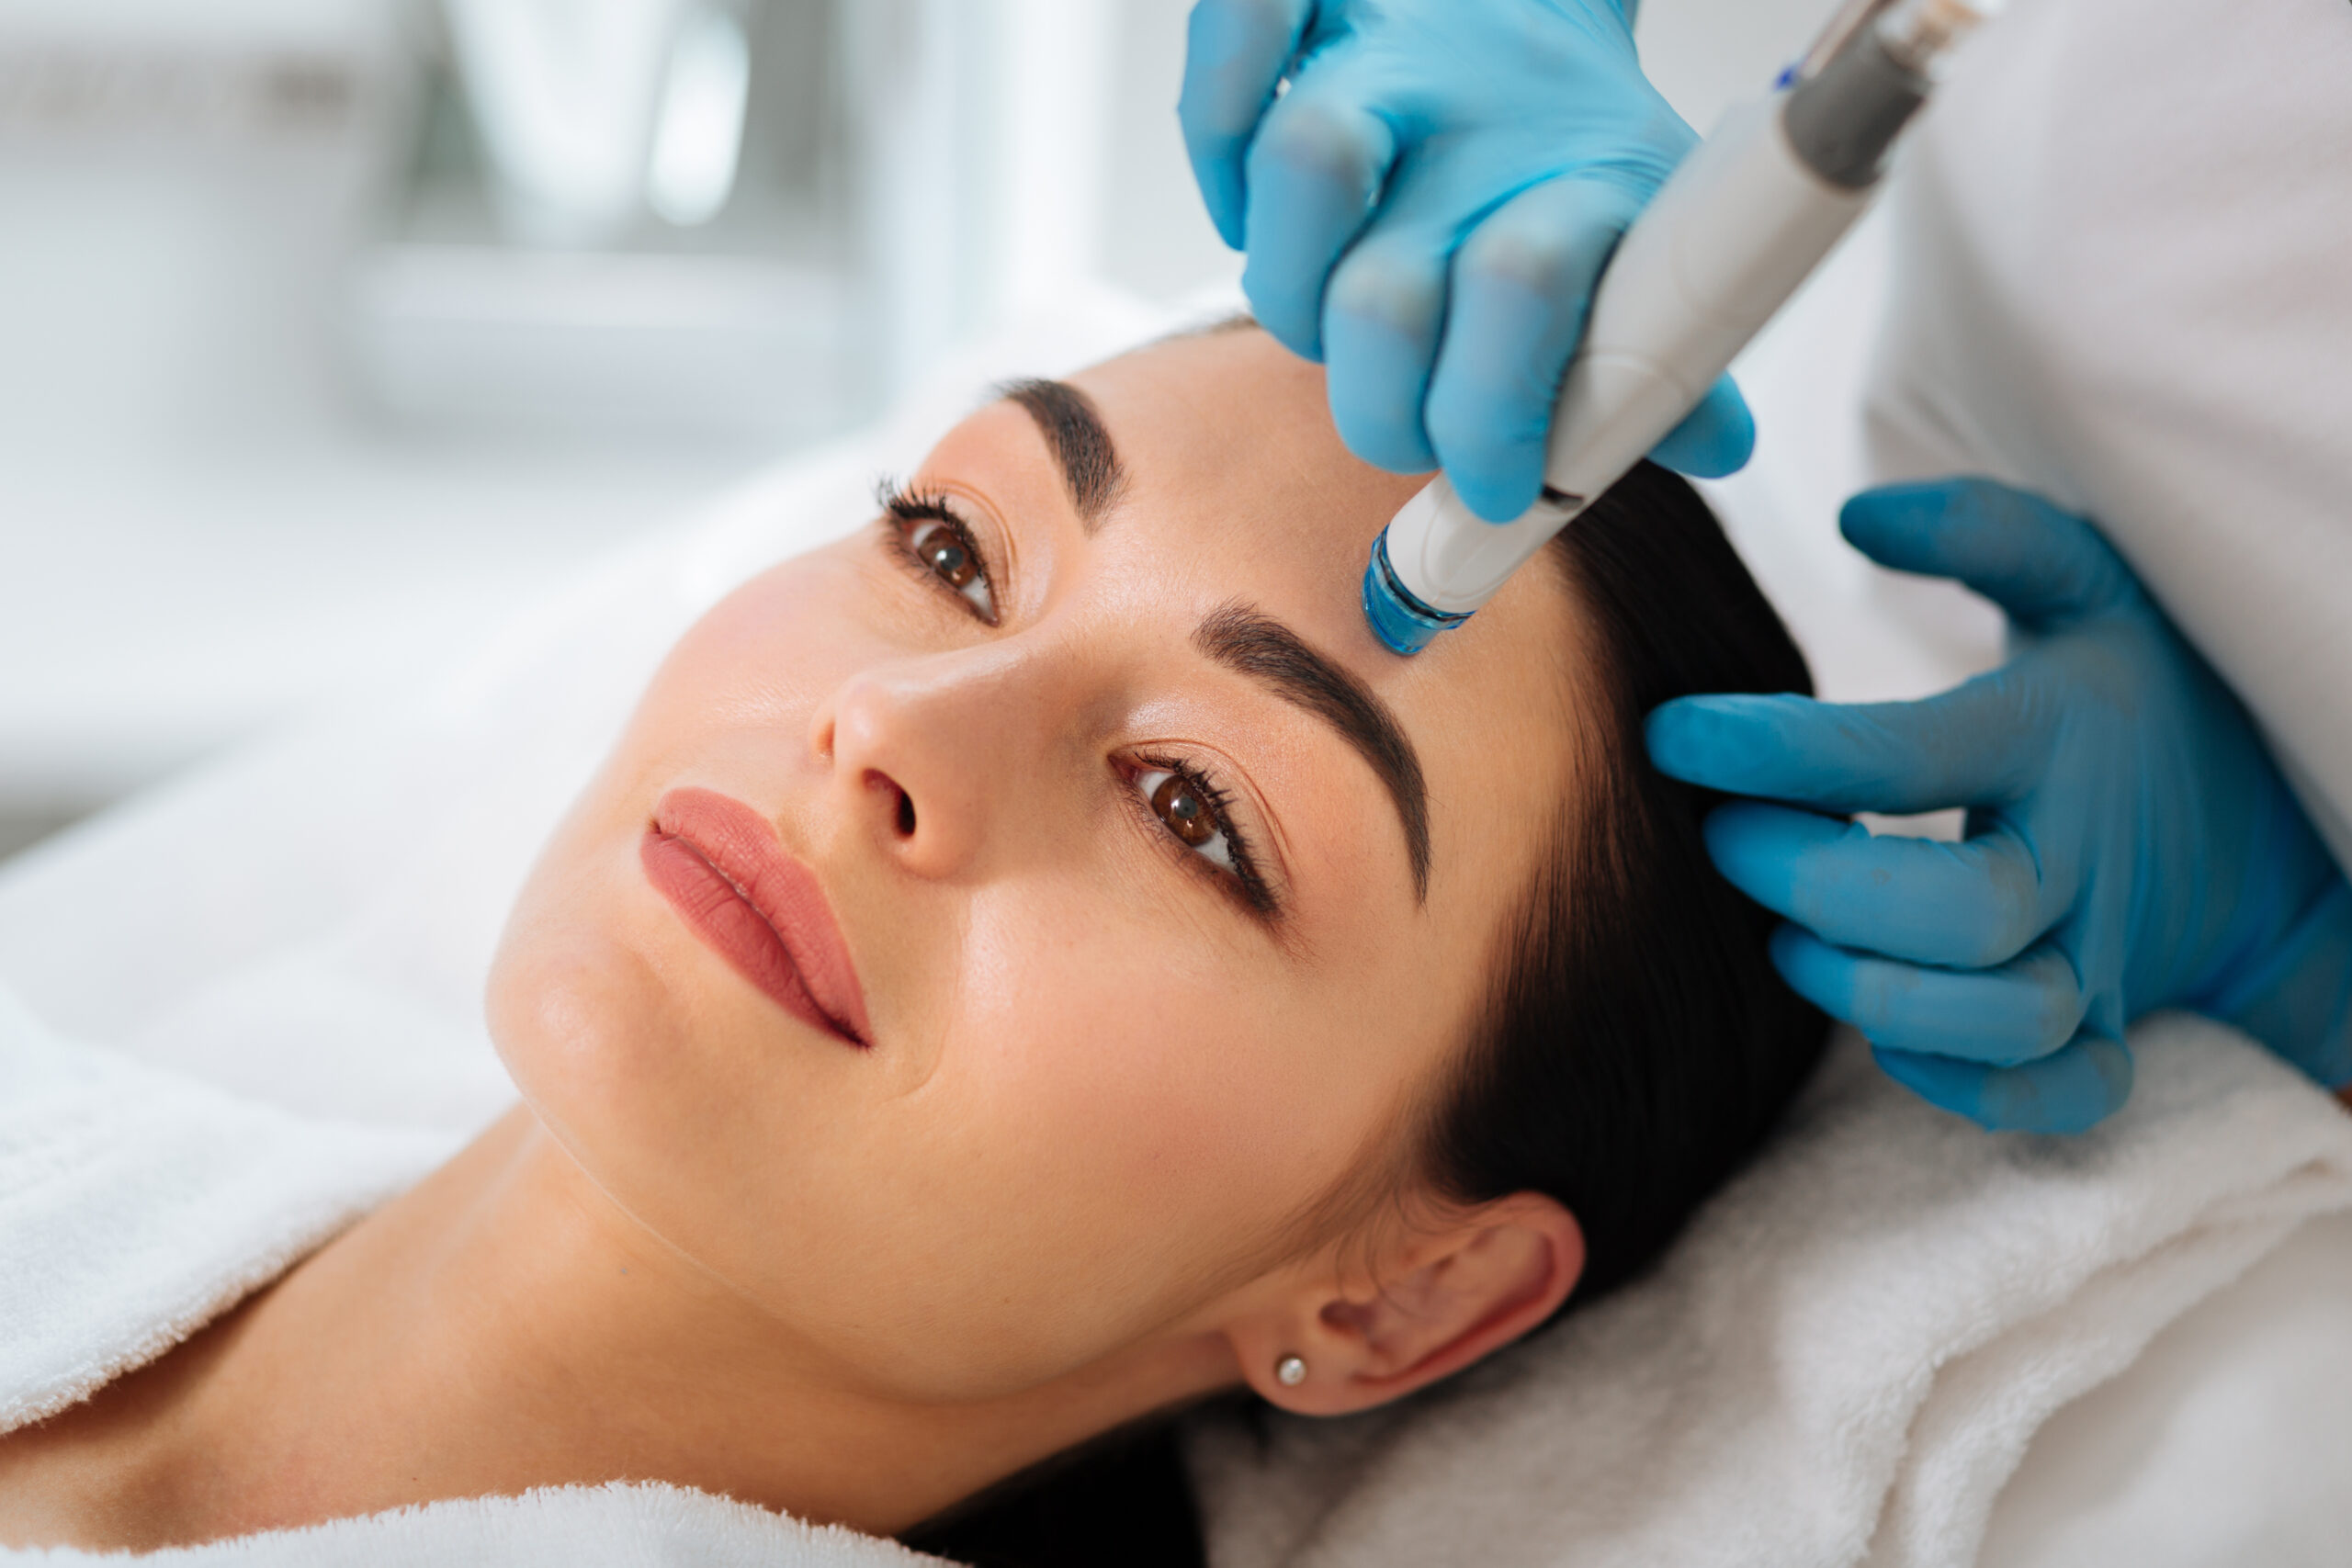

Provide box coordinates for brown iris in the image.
[920,525,978,589]
[1150,772,1216,847]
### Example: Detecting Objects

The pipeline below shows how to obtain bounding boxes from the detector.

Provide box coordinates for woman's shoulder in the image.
[0,991,450,1435]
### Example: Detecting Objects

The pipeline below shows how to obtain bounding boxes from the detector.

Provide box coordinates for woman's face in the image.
[489,327,1588,1402]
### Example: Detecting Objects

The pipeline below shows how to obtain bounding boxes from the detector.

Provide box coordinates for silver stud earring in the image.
[1275,1354,1307,1387]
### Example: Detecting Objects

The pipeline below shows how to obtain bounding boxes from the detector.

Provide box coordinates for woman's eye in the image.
[1136,767,1238,874]
[905,517,997,620]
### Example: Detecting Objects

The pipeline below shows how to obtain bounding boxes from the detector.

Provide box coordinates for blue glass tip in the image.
[1362,528,1470,657]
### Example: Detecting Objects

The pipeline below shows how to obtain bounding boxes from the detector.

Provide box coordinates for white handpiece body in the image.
[1382,96,1874,619]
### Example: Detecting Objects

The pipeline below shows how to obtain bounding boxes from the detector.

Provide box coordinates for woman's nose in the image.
[811,648,1052,881]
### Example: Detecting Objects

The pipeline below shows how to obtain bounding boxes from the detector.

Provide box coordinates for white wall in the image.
[0,1,754,845]
[1099,0,1238,304]
[1639,0,1844,130]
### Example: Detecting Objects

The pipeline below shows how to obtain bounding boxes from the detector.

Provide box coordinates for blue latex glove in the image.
[1177,0,1756,522]
[1645,478,2352,1133]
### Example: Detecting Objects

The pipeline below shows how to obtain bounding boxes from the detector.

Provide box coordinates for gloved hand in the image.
[1645,478,2352,1133]
[1178,0,1756,522]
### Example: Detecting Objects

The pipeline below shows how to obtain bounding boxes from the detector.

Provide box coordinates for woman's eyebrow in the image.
[999,378,1127,532]
[1194,603,1431,903]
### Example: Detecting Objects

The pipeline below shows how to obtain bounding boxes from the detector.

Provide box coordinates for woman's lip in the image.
[640,787,873,1048]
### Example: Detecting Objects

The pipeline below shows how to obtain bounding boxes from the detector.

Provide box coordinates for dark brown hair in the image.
[1428,458,1827,1306]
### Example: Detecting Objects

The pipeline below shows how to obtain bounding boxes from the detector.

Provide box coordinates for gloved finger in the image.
[1419,175,1642,521]
[1646,375,1754,479]
[1704,803,2061,967]
[1840,479,2141,630]
[1872,1032,2132,1134]
[1770,925,2086,1064]
[1645,672,2049,816]
[1320,221,1453,475]
[1239,59,1400,360]
[1179,0,1317,249]
[2203,878,2352,1089]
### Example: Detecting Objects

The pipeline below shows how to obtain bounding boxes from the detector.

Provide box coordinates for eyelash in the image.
[1128,755,1279,919]
[879,480,998,624]
[874,479,1279,922]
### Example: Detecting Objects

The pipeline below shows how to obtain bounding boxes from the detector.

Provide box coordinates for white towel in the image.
[0,990,449,1435]
[0,1485,936,1567]
[0,990,938,1566]
[1184,1015,2352,1568]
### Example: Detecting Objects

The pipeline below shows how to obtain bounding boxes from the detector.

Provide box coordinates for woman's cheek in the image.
[947,883,1337,1266]
[666,561,870,702]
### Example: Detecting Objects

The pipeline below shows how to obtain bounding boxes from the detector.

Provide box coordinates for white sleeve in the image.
[1861,0,2352,867]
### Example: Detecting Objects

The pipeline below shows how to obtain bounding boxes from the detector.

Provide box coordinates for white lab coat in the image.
[1862,0,2352,866]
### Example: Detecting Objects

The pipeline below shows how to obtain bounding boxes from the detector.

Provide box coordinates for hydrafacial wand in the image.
[1362,0,1991,656]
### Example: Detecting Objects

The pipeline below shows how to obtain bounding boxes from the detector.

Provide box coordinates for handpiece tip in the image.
[1362,528,1468,657]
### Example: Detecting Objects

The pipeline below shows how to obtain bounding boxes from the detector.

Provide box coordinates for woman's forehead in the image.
[1069,329,1409,529]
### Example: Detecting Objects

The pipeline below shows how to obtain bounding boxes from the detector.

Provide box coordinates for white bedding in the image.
[1187,1014,2352,1568]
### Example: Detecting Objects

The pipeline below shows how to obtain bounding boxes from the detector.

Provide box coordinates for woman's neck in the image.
[0,1107,1238,1551]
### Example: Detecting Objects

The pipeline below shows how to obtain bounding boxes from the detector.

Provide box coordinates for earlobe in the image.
[1231,1193,1584,1416]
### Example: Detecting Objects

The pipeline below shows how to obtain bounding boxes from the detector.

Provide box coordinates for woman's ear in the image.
[1226,1192,1583,1415]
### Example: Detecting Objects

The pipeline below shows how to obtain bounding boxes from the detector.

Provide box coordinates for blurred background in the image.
[0,0,1825,863]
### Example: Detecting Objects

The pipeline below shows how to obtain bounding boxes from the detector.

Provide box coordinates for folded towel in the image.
[0,990,451,1435]
[1185,1015,2352,1568]
[2,1483,935,1567]
[0,991,936,1565]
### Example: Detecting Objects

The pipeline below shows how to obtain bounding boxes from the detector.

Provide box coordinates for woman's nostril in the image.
[865,766,917,841]
[860,768,916,840]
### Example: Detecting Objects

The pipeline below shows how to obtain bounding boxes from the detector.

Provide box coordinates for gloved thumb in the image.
[1647,375,1754,479]
[1839,478,2140,630]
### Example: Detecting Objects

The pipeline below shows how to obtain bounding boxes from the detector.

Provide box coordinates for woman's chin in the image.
[489,915,673,1137]
[482,890,846,1292]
